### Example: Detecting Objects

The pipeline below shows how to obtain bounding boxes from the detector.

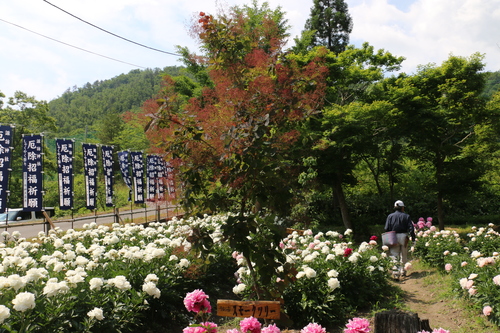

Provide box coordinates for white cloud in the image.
[350,0,500,74]
[1,0,499,102]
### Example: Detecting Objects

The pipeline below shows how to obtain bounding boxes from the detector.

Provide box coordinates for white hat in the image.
[394,200,405,208]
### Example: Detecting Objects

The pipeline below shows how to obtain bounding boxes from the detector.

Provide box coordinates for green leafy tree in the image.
[295,44,404,229]
[0,91,58,208]
[377,54,493,229]
[141,2,329,300]
[298,0,353,54]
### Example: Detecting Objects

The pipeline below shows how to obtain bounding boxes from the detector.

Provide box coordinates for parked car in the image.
[0,208,55,225]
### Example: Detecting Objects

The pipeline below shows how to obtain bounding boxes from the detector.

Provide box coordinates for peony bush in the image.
[412,223,500,326]
[232,229,393,328]
[0,213,398,331]
[0,218,233,332]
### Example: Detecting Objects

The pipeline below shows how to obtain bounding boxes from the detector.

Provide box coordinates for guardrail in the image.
[1,204,182,238]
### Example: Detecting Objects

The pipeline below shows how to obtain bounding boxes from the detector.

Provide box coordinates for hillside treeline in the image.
[2,2,500,230]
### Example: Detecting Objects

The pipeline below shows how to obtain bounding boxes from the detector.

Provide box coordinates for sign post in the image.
[216,300,280,320]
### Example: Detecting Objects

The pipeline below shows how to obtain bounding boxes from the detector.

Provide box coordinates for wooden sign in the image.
[286,228,304,235]
[217,300,280,319]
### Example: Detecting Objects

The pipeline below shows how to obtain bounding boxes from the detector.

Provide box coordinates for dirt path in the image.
[394,264,499,333]
[227,263,499,333]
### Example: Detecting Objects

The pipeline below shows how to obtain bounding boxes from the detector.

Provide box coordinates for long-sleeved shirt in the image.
[385,210,416,241]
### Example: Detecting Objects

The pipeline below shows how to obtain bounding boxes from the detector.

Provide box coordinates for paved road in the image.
[1,206,182,240]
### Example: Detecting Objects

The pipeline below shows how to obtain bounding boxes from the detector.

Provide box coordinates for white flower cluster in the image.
[0,215,230,330]
[231,226,390,297]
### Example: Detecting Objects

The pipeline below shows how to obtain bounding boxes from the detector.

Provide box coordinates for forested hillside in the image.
[48,66,186,137]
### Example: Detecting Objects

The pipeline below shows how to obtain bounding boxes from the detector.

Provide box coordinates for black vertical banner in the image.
[165,160,176,200]
[101,146,114,207]
[118,151,132,201]
[23,134,43,211]
[156,157,165,201]
[146,155,158,202]
[131,151,144,204]
[82,144,98,210]
[56,139,74,210]
[0,126,13,213]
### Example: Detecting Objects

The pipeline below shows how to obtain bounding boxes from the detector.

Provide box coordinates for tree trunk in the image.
[332,172,352,230]
[374,310,432,333]
[436,154,445,230]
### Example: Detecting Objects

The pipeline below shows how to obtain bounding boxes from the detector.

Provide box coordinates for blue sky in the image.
[1,0,500,102]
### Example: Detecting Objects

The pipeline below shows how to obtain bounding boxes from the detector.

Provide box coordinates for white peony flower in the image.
[12,292,35,312]
[178,258,190,268]
[144,274,159,284]
[87,307,105,321]
[142,282,161,298]
[470,251,482,258]
[327,278,340,290]
[304,267,317,278]
[327,269,339,278]
[233,283,247,294]
[7,274,27,291]
[107,275,131,291]
[0,305,10,323]
[89,278,104,291]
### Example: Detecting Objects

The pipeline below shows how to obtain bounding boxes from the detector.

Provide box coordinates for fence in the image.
[1,204,182,239]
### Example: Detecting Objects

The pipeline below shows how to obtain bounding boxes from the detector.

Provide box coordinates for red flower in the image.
[200,12,205,16]
[370,235,378,241]
[343,248,353,257]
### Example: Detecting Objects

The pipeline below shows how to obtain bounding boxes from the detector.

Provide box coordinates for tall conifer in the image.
[304,0,353,53]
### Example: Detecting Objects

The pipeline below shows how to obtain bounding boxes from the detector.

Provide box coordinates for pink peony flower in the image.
[344,317,370,333]
[444,263,452,272]
[226,330,240,333]
[418,217,425,222]
[240,316,261,333]
[301,323,326,333]
[184,289,212,314]
[493,275,500,286]
[201,322,217,333]
[343,248,353,257]
[432,329,450,333]
[417,221,425,229]
[261,324,281,333]
[483,305,493,316]
[465,280,474,290]
[426,217,433,222]
[468,287,477,296]
[183,326,209,333]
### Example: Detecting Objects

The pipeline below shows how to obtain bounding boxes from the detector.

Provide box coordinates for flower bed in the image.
[0,214,398,332]
[412,223,500,326]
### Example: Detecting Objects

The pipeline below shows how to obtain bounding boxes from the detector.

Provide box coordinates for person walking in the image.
[385,200,416,279]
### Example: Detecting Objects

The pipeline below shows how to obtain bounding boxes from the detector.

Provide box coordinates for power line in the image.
[43,0,181,57]
[0,18,147,69]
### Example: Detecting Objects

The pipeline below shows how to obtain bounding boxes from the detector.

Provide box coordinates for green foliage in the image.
[482,70,500,100]
[48,67,186,137]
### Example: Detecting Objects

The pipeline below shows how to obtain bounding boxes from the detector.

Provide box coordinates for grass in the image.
[397,260,499,333]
